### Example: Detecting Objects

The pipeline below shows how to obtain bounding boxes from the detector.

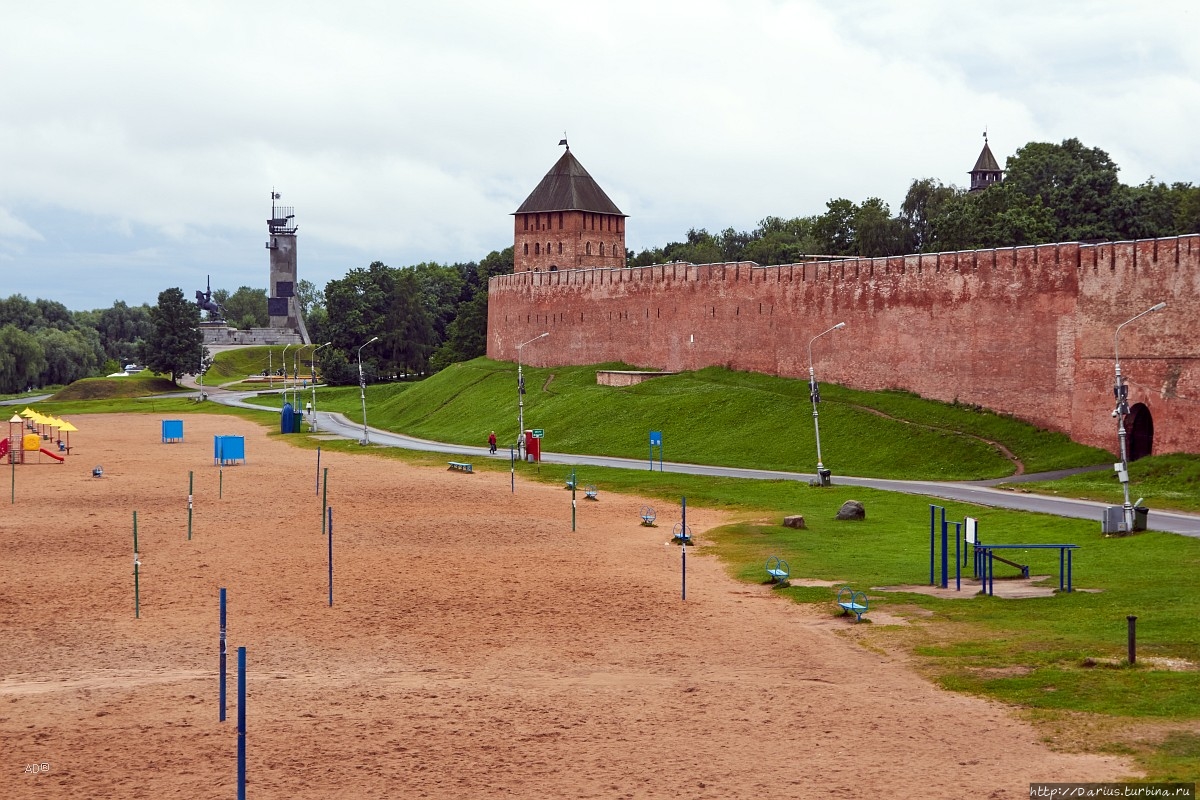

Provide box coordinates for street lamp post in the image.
[1113,302,1166,531]
[807,322,846,485]
[358,336,379,445]
[310,342,332,432]
[281,344,291,403]
[515,332,549,459]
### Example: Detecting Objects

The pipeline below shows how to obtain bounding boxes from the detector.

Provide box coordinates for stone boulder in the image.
[835,500,865,521]
[782,515,806,530]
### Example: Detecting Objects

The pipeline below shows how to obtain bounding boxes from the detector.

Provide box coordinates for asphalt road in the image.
[206,388,1200,539]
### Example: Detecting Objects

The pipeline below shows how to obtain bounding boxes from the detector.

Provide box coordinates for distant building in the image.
[969,133,1004,192]
[513,145,627,273]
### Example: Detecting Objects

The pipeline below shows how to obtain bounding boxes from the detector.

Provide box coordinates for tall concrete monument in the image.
[266,191,310,344]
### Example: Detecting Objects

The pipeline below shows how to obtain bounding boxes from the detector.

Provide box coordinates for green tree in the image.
[94,300,153,363]
[901,179,958,252]
[140,287,204,384]
[429,289,489,372]
[0,324,46,393]
[37,328,102,385]
[743,216,820,265]
[853,197,906,257]
[222,286,268,330]
[381,268,434,377]
[1003,138,1121,241]
[812,199,858,255]
[662,228,725,265]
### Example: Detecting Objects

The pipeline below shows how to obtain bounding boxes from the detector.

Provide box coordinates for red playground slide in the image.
[0,439,8,458]
[39,448,65,462]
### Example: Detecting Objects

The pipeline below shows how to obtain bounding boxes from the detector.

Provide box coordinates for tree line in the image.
[3,137,1195,393]
[628,138,1200,266]
[0,249,510,392]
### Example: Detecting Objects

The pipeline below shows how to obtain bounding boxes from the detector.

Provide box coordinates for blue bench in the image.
[447,461,473,473]
[584,484,598,500]
[640,506,656,526]
[765,555,790,584]
[672,522,692,545]
[837,587,869,621]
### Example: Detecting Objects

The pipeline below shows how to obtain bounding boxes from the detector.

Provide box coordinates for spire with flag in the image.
[558,133,568,150]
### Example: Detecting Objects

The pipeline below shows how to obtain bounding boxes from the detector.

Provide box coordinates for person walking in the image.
[488,430,497,454]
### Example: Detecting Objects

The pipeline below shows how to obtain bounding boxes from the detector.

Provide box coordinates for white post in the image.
[310,342,331,432]
[358,336,379,445]
[807,322,846,484]
[1113,302,1166,531]
[515,332,548,460]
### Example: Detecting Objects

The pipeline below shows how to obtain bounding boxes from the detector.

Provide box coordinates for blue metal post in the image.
[954,522,961,591]
[940,507,948,589]
[929,505,935,585]
[327,507,334,607]
[1059,547,1065,591]
[1067,549,1073,593]
[237,646,246,800]
[321,468,328,534]
[510,446,514,493]
[219,588,227,722]
[315,447,321,496]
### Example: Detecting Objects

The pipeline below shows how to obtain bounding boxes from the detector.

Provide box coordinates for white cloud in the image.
[0,0,1197,308]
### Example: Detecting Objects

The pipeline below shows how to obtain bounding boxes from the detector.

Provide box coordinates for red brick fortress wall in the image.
[1072,237,1200,454]
[487,235,1200,454]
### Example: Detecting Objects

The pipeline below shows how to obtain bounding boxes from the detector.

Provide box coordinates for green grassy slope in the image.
[301,358,1110,481]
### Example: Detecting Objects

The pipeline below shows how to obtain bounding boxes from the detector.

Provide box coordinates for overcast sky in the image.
[2,1,1197,311]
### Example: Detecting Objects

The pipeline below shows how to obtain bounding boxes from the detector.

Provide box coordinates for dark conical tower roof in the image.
[969,135,1003,192]
[972,140,1001,173]
[515,150,626,217]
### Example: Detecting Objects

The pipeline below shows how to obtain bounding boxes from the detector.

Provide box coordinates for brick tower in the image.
[514,144,627,273]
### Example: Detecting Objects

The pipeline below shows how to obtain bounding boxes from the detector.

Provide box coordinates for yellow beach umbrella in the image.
[58,419,78,451]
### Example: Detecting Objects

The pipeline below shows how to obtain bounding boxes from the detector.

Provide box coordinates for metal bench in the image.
[447,461,473,473]
[584,484,598,500]
[836,587,869,621]
[640,506,656,526]
[765,555,790,584]
[672,522,692,545]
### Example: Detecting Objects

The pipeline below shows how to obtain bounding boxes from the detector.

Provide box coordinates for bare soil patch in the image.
[1,414,1132,798]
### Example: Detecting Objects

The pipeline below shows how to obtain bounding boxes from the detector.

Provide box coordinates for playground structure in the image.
[765,555,790,584]
[7,411,71,464]
[928,505,1079,595]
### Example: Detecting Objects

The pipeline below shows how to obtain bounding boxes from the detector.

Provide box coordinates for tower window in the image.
[523,243,529,255]
[535,243,541,255]
[586,242,592,255]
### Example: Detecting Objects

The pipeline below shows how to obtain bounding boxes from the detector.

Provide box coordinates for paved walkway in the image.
[198,382,1200,538]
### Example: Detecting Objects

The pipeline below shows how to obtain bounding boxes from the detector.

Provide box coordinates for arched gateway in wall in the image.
[1126,403,1155,461]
